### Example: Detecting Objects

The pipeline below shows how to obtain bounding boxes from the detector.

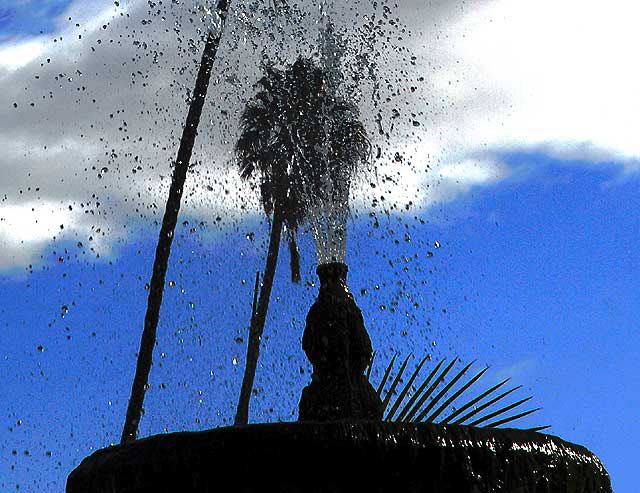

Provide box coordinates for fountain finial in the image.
[299,263,383,421]
[316,261,348,284]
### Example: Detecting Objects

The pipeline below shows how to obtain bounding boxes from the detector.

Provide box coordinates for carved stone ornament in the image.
[299,262,383,421]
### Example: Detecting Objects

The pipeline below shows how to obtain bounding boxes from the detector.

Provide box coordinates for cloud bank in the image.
[0,0,638,271]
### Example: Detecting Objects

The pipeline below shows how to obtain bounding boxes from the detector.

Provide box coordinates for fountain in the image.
[66,3,612,492]
[67,257,612,491]
[68,233,612,492]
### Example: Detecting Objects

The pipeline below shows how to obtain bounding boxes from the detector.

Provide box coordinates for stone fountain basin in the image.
[67,421,611,493]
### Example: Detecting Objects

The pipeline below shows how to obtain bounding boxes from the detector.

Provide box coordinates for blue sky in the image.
[3,155,638,491]
[1,1,639,492]
[0,0,72,40]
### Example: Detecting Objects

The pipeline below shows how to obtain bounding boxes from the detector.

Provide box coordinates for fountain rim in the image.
[66,421,612,493]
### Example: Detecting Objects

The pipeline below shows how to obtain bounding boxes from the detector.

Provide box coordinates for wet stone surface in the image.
[66,421,612,493]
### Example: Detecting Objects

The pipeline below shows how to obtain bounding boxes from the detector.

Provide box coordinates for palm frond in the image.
[385,354,430,421]
[440,377,509,425]
[365,351,376,379]
[484,407,541,428]
[414,360,475,423]
[380,353,412,412]
[371,354,548,431]
[451,385,522,425]
[525,425,551,432]
[467,396,533,427]
[402,358,458,422]
[375,352,397,396]
[394,358,446,422]
[427,365,488,423]
[235,56,372,238]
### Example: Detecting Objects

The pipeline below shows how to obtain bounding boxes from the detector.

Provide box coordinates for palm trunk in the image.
[120,0,230,444]
[235,209,284,425]
[288,234,301,283]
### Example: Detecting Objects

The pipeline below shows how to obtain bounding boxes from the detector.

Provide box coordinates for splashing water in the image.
[309,183,349,264]
[309,1,351,265]
[191,0,224,33]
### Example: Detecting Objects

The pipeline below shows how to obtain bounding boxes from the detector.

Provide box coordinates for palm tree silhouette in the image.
[234,57,371,424]
[121,0,289,443]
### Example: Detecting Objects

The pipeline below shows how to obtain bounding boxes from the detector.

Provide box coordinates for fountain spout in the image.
[299,262,383,421]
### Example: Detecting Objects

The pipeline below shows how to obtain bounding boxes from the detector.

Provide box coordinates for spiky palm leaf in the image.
[368,354,549,432]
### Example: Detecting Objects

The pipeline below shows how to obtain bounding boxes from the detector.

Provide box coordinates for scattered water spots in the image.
[1,0,499,487]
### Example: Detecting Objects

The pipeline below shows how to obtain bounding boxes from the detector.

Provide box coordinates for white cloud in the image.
[0,0,638,272]
[0,0,126,73]
[431,0,640,166]
[0,202,71,244]
[0,39,46,71]
[0,200,114,271]
[439,159,506,186]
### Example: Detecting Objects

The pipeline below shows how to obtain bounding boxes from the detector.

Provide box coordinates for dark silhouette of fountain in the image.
[66,263,612,493]
[299,262,383,421]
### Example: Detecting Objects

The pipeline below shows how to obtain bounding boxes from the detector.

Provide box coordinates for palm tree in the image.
[120,1,231,445]
[120,0,289,444]
[369,353,549,431]
[234,57,371,424]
